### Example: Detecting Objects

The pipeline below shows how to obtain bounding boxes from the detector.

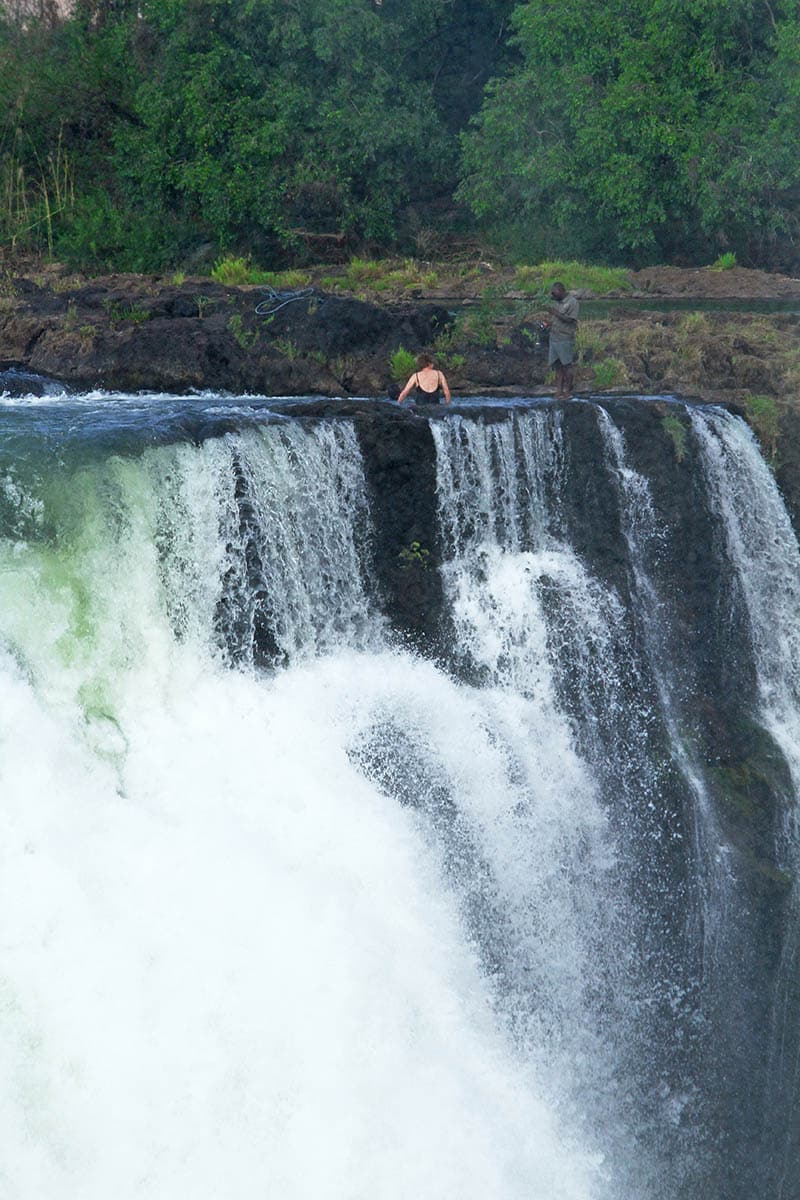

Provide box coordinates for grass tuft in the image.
[514,261,632,296]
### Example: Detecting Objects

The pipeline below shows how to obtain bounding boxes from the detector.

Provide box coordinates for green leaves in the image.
[459,0,800,266]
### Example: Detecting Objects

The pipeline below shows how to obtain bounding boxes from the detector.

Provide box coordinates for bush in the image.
[592,357,628,390]
[211,256,251,285]
[459,0,800,267]
[389,346,416,382]
[711,252,738,271]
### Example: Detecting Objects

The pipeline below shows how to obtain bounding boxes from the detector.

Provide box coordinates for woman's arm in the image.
[397,373,417,404]
[440,372,452,404]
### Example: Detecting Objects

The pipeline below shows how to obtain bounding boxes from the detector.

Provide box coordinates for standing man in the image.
[544,282,579,399]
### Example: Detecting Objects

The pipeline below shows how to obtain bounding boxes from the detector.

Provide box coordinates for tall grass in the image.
[0,132,75,256]
[211,256,312,288]
[514,261,632,295]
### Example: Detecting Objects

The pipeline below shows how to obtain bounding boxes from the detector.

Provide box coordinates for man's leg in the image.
[562,363,574,399]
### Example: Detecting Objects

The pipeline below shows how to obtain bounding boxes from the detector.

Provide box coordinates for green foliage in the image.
[337,258,439,294]
[390,346,416,382]
[211,258,312,287]
[398,541,431,570]
[592,357,628,389]
[443,286,508,347]
[711,252,738,271]
[273,337,299,360]
[459,0,800,267]
[110,0,457,264]
[228,312,257,350]
[2,0,797,272]
[258,269,312,290]
[743,393,780,461]
[105,300,149,328]
[575,323,607,363]
[437,350,465,372]
[211,257,250,286]
[515,262,632,295]
[0,0,469,268]
[661,413,688,462]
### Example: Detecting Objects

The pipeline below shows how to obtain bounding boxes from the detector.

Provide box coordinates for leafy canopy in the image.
[458,0,800,266]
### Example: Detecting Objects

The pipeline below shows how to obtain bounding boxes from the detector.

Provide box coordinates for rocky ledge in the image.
[1,266,799,405]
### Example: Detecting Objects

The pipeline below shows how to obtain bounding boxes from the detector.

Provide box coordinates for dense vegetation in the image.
[459,0,800,267]
[1,0,798,271]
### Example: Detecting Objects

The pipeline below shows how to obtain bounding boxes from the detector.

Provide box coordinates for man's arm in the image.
[548,296,578,324]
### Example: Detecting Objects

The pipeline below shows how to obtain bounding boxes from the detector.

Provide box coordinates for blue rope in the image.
[254,285,317,318]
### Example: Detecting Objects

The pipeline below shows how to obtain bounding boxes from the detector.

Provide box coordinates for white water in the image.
[597,407,735,972]
[5,397,798,1200]
[692,408,800,801]
[692,406,800,1192]
[429,414,656,1177]
[0,419,602,1199]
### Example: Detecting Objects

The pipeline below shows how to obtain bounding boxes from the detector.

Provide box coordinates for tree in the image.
[105,0,459,265]
[458,0,800,267]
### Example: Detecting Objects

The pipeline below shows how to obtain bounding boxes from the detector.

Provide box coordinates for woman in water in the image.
[397,353,452,405]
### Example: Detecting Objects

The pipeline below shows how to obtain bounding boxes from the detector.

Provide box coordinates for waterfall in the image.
[597,408,734,970]
[428,410,728,1198]
[692,406,800,1196]
[2,391,799,1200]
[0,407,599,1200]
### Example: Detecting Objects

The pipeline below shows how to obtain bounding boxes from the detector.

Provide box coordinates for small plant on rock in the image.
[398,541,431,570]
[211,256,250,285]
[228,312,257,350]
[661,412,688,462]
[592,357,628,389]
[274,337,299,360]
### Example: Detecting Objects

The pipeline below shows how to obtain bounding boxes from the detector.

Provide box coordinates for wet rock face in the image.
[284,399,446,654]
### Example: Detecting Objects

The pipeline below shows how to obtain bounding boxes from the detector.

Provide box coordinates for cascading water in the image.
[692,406,800,1196]
[429,411,716,1198]
[597,408,743,993]
[0,396,599,1200]
[1,389,799,1200]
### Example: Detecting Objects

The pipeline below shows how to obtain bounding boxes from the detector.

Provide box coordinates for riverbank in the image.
[1,259,798,416]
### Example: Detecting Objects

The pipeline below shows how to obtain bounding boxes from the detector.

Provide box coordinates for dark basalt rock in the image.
[0,364,66,395]
[0,282,454,396]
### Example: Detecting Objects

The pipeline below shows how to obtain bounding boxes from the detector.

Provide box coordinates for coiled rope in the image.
[254,285,317,318]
